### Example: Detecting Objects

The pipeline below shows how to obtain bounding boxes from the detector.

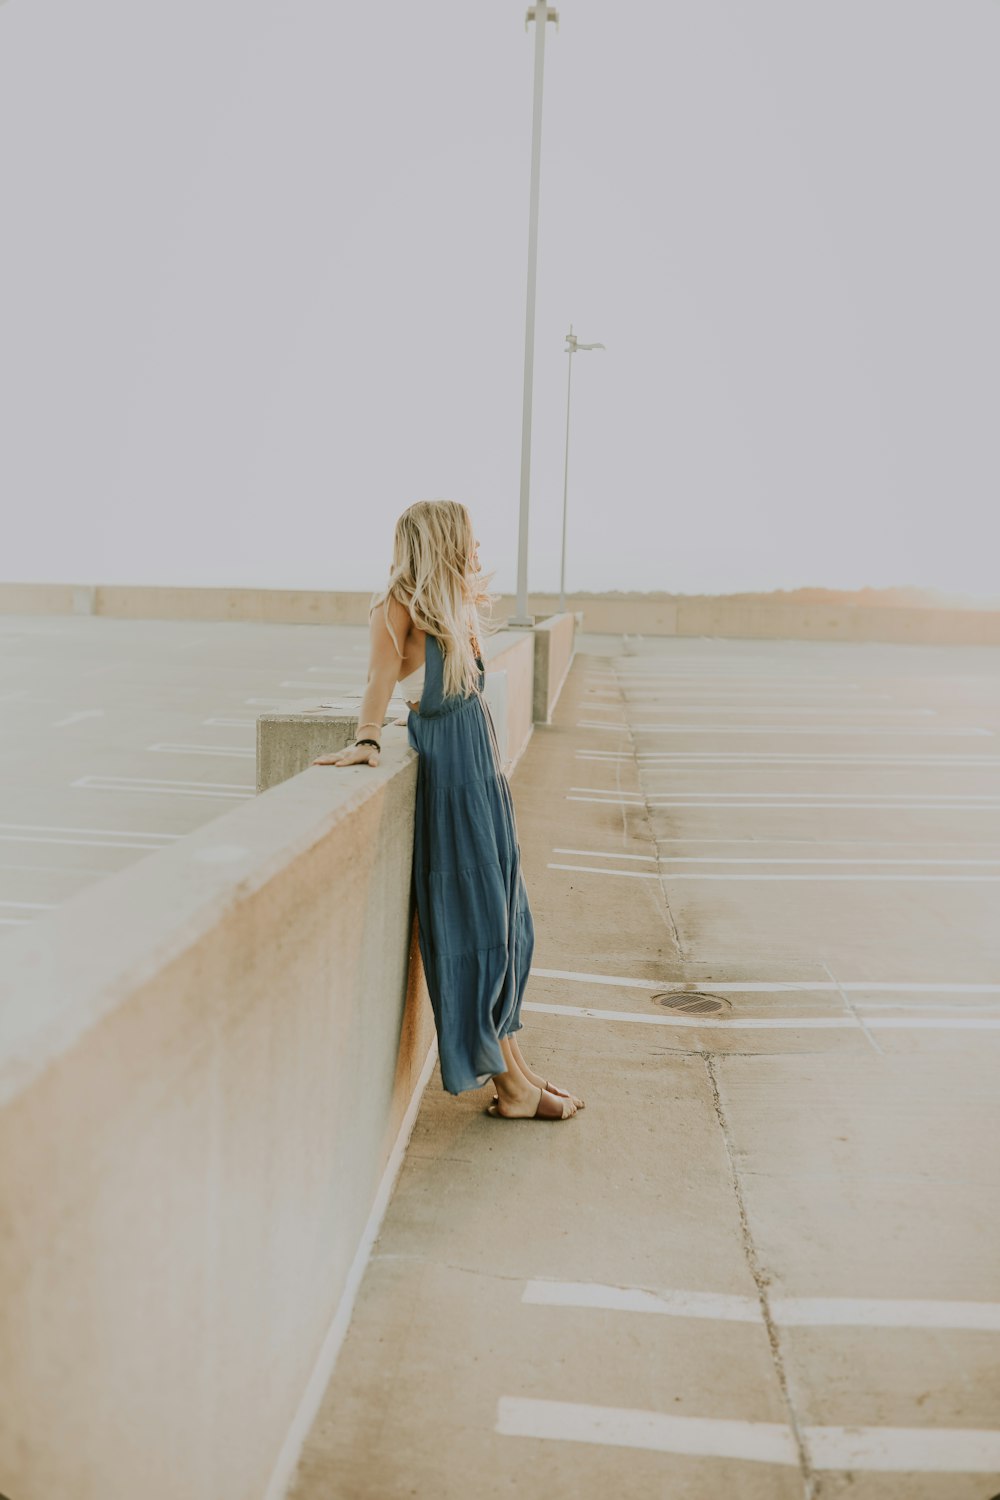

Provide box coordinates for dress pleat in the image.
[407,632,535,1094]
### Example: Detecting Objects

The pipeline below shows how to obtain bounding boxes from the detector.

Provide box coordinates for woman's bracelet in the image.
[354,737,381,751]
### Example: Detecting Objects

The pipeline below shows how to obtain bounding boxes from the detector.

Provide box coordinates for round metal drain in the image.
[652,990,731,1016]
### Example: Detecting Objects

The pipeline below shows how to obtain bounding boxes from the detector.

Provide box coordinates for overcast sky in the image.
[2,1,997,599]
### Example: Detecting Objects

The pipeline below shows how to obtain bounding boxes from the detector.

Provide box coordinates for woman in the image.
[312,499,583,1121]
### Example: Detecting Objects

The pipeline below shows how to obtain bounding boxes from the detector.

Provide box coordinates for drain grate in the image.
[651,990,732,1016]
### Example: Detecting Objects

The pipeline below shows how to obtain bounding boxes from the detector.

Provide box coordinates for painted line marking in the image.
[567,794,1000,812]
[146,742,255,758]
[585,691,897,702]
[0,821,180,839]
[497,1397,798,1465]
[623,836,1000,846]
[496,1397,1000,1472]
[520,1000,1000,1030]
[554,848,1000,867]
[548,864,1000,882]
[580,705,939,717]
[549,861,657,879]
[575,751,1000,765]
[577,721,993,737]
[529,967,1000,995]
[279,680,364,690]
[0,834,172,850]
[548,861,1000,882]
[522,1279,1000,1331]
[243,697,319,707]
[0,898,57,910]
[568,787,1000,803]
[583,674,864,685]
[71,775,254,799]
[553,846,657,862]
[51,708,105,728]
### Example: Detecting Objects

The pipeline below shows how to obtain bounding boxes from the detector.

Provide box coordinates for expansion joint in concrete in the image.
[612,661,685,961]
[701,1050,817,1500]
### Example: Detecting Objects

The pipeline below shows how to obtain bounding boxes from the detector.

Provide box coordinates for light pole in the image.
[510,0,560,629]
[559,324,605,612]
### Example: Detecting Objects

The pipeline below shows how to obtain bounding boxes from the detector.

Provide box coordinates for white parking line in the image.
[520,1000,1000,1030]
[553,846,657,861]
[71,775,254,799]
[569,787,1000,802]
[51,709,105,728]
[530,967,1000,995]
[576,751,1000,765]
[555,847,1000,866]
[0,820,180,839]
[496,1397,1000,1472]
[551,858,1000,876]
[647,836,1000,846]
[0,834,172,850]
[584,673,864,685]
[549,861,658,879]
[567,794,1000,812]
[146,742,255,758]
[577,721,994,737]
[243,698,314,707]
[582,705,939,716]
[585,691,895,702]
[522,1279,1000,1331]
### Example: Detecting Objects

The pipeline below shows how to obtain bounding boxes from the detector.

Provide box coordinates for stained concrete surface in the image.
[287,636,1000,1499]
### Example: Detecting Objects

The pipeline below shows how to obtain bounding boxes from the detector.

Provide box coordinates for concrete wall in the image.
[531,612,577,723]
[0,731,436,1500]
[2,580,997,645]
[0,610,557,1500]
[484,630,535,768]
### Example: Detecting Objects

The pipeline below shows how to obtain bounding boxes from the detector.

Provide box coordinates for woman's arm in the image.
[312,595,409,767]
[353,595,409,737]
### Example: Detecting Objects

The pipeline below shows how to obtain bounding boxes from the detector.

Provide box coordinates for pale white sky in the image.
[1,1,997,599]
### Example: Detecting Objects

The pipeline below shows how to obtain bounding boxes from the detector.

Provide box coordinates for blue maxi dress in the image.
[406,631,535,1095]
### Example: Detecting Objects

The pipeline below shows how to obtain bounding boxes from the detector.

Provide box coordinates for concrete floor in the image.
[3,618,999,1494]
[286,634,1000,1500]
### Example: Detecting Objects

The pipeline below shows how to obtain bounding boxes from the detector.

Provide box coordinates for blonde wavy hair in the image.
[370,499,501,700]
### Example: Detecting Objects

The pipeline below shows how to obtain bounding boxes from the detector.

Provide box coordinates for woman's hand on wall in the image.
[312,744,380,768]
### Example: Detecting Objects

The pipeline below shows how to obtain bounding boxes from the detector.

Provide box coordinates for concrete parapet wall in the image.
[0,613,545,1500]
[531,612,576,723]
[484,630,534,769]
[256,630,537,794]
[0,731,435,1500]
[3,580,996,645]
[672,598,1000,645]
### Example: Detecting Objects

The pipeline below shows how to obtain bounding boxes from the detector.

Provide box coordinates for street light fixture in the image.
[559,323,606,613]
[510,0,560,629]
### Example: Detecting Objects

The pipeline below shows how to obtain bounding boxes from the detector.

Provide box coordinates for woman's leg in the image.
[505,1032,585,1109]
[491,1037,576,1119]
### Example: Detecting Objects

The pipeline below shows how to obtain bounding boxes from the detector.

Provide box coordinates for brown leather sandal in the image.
[486,1085,575,1120]
[491,1079,585,1109]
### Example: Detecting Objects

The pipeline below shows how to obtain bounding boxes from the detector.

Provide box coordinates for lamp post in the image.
[510,0,560,629]
[559,324,605,613]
